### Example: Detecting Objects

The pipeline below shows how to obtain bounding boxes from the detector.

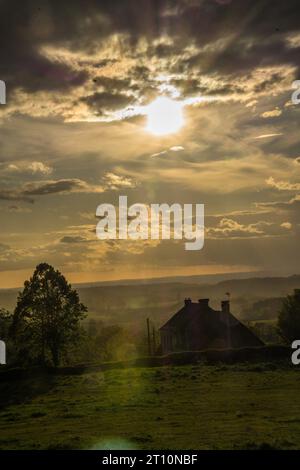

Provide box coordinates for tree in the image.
[278,289,300,343]
[12,263,87,366]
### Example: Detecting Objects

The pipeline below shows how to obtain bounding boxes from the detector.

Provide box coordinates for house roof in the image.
[160,301,238,330]
[160,300,264,348]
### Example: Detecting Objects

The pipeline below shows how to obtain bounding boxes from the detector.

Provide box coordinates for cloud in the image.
[207,217,293,239]
[23,179,101,196]
[60,236,89,244]
[151,150,167,158]
[0,171,138,203]
[207,218,264,239]
[0,178,104,202]
[256,195,300,215]
[4,161,53,175]
[261,108,282,118]
[151,146,184,158]
[281,222,292,229]
[102,172,137,190]
[1,0,299,125]
[254,133,283,140]
[81,91,136,117]
[266,176,300,191]
[28,162,53,175]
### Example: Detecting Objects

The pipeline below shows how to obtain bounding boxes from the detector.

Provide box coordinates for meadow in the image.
[0,362,300,450]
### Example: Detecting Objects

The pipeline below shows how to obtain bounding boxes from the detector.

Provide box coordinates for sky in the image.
[0,0,300,288]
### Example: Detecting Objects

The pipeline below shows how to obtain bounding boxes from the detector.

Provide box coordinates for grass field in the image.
[0,362,300,450]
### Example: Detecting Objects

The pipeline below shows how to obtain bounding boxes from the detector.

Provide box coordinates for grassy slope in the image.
[0,363,300,450]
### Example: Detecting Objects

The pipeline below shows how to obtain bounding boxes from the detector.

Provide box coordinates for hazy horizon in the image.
[1,267,299,291]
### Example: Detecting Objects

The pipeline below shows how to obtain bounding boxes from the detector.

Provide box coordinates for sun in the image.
[146,96,184,136]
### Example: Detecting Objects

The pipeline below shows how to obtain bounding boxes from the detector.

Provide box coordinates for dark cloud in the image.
[0,2,90,92]
[253,72,284,93]
[23,179,88,196]
[60,235,88,244]
[183,39,300,77]
[1,0,300,96]
[0,190,34,203]
[0,178,102,201]
[82,92,135,114]
[92,76,131,91]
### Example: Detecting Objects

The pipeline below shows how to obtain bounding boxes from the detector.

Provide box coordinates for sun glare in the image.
[146,96,184,136]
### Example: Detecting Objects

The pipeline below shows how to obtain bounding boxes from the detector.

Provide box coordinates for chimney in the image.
[184,297,192,306]
[198,298,209,308]
[221,300,230,314]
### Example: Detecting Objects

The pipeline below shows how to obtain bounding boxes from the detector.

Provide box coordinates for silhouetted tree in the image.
[12,263,87,366]
[278,289,300,343]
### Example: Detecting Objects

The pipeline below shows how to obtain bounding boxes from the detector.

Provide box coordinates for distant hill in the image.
[74,271,268,287]
[239,297,284,321]
[203,275,300,299]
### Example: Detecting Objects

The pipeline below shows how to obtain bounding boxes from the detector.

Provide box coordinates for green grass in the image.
[0,363,300,450]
